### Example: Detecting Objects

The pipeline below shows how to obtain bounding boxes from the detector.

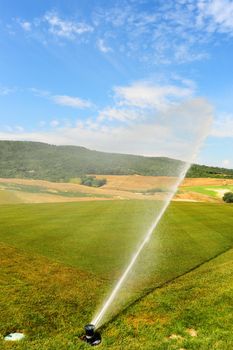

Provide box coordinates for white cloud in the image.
[44,11,93,39]
[12,2,233,63]
[0,86,15,95]
[211,114,233,137]
[30,88,93,109]
[174,44,209,63]
[97,80,196,124]
[0,98,213,161]
[97,39,112,53]
[98,107,143,122]
[198,0,233,34]
[222,159,231,167]
[91,0,233,64]
[19,20,32,32]
[30,87,50,97]
[92,1,211,64]
[114,81,194,109]
[52,95,93,109]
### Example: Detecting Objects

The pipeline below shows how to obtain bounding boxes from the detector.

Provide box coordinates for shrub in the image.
[80,175,107,188]
[223,192,233,203]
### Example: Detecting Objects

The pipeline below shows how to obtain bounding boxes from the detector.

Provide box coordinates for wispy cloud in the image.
[52,95,93,109]
[98,107,143,122]
[0,86,15,95]
[197,0,233,34]
[113,80,194,110]
[43,11,94,39]
[18,20,32,32]
[97,38,112,53]
[11,2,233,63]
[30,88,93,109]
[91,1,211,64]
[30,88,50,98]
[14,10,93,43]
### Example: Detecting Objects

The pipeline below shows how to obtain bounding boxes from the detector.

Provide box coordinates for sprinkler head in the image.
[83,324,101,346]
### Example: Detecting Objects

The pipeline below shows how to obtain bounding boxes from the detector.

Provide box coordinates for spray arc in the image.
[82,100,212,341]
[91,166,189,330]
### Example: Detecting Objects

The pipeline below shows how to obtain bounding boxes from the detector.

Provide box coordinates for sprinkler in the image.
[83,324,101,346]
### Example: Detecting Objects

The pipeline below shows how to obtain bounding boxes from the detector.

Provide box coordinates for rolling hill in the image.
[0,140,233,182]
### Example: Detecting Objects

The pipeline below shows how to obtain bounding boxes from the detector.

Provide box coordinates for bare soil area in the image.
[181,178,233,187]
[94,174,177,191]
[174,191,219,203]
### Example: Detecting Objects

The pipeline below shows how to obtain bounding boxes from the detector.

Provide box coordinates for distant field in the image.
[178,178,233,201]
[0,181,111,204]
[0,201,233,348]
[1,176,233,204]
[0,177,166,204]
[0,189,22,204]
[181,185,233,198]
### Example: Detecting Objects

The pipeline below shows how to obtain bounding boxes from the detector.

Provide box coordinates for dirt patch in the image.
[174,191,220,203]
[94,174,177,191]
[181,178,233,187]
[126,314,156,329]
[186,328,197,337]
[169,334,184,340]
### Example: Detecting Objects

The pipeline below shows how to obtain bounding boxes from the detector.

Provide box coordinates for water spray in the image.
[90,164,191,330]
[83,109,212,338]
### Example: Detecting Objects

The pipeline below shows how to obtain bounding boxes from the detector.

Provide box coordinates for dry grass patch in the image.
[0,242,104,348]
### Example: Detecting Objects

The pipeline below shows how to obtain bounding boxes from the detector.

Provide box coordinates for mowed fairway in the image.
[0,201,233,349]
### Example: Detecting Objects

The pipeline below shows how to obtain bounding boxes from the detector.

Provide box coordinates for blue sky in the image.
[0,0,233,167]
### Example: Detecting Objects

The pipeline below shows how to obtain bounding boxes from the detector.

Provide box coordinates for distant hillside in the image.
[187,163,233,179]
[0,141,232,181]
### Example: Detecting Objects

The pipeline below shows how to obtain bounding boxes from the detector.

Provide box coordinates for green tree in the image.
[80,175,107,187]
[223,192,233,203]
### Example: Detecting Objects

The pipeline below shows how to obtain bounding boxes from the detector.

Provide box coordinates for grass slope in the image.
[0,201,233,279]
[104,246,233,350]
[0,242,103,349]
[0,202,233,348]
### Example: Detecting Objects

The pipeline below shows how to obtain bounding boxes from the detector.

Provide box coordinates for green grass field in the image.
[181,185,233,198]
[0,200,233,349]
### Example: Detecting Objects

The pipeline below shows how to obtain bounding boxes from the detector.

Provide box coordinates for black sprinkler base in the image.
[82,324,101,346]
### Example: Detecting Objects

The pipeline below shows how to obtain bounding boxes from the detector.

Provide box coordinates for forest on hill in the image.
[0,141,232,182]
